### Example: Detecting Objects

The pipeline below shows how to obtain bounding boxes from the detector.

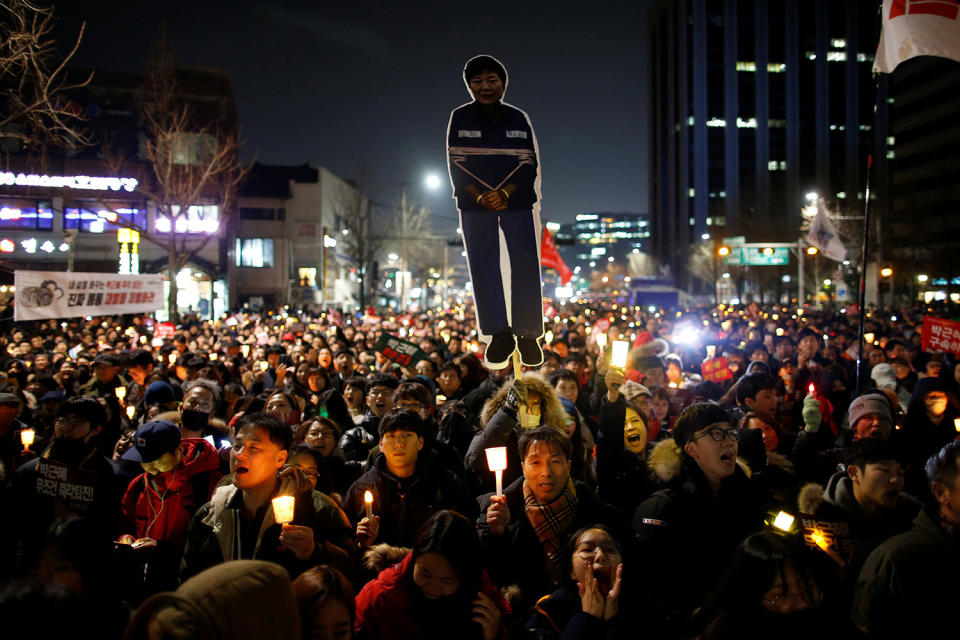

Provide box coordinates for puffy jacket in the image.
[340,412,380,463]
[342,449,474,547]
[121,438,222,548]
[355,552,509,640]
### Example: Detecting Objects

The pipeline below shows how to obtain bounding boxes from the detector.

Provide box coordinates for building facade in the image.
[647,0,891,288]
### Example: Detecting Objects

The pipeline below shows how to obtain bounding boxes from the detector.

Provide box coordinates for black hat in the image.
[94,353,121,366]
[122,420,182,463]
[0,392,21,407]
[144,381,176,406]
[672,402,733,448]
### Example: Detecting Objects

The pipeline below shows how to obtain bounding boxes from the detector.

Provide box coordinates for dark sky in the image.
[54,1,652,233]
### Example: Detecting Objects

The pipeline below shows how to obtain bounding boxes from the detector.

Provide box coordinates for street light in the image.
[762,247,774,256]
[805,192,818,202]
[806,246,818,256]
[424,174,442,190]
[917,274,929,283]
[718,246,730,256]
[880,267,894,278]
[823,279,832,286]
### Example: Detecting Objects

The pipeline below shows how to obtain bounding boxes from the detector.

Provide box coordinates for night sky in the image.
[54,1,652,233]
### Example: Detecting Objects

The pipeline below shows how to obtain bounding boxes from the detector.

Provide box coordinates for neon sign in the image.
[0,171,138,192]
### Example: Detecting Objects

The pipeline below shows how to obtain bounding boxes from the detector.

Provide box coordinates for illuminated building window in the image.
[830,38,846,49]
[736,61,756,72]
[767,63,785,73]
[706,117,726,127]
[737,117,757,129]
[827,51,846,62]
[235,238,274,268]
[688,188,696,198]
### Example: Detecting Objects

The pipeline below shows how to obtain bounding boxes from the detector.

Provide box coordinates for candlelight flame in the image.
[810,528,830,551]
[364,490,373,504]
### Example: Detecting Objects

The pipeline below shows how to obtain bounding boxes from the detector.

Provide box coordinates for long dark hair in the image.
[695,532,830,639]
[291,564,355,640]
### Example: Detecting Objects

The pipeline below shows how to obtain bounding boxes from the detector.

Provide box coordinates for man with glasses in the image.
[631,402,767,637]
[342,408,471,549]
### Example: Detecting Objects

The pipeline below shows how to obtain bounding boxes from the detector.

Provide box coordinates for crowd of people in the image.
[0,300,958,639]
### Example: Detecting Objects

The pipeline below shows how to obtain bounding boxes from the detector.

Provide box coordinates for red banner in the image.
[701,357,733,383]
[921,316,960,355]
[540,229,572,285]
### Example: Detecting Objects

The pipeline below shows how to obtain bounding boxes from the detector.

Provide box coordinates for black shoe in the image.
[516,335,544,367]
[484,328,516,370]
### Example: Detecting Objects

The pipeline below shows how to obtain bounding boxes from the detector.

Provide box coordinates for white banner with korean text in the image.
[14,271,164,321]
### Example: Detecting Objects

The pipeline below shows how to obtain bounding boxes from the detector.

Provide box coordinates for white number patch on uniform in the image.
[506,130,528,139]
[458,130,482,138]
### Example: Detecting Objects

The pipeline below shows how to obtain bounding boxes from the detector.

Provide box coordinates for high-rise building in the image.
[554,212,650,277]
[647,0,890,289]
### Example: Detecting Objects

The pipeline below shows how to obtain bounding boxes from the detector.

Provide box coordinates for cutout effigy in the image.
[447,55,545,370]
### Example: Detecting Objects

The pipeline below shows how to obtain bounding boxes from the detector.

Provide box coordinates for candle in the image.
[364,490,374,519]
[771,511,795,532]
[260,361,270,372]
[954,417,960,433]
[169,352,178,365]
[20,428,35,449]
[810,528,830,551]
[126,405,136,420]
[210,353,218,361]
[611,340,629,369]
[485,447,508,497]
[596,332,608,350]
[808,383,816,396]
[272,496,295,524]
[115,386,126,402]
[544,331,554,345]
[241,344,251,358]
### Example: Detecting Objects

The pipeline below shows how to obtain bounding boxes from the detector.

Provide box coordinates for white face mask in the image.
[525,412,540,427]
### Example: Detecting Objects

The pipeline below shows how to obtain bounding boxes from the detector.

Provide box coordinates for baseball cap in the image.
[122,420,182,463]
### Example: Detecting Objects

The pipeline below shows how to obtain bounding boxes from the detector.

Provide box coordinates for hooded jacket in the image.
[121,438,222,547]
[631,440,767,636]
[797,471,920,577]
[354,552,509,640]
[465,374,568,493]
[902,376,959,467]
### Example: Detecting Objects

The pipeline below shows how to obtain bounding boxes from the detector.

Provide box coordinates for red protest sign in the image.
[155,322,175,339]
[921,316,960,355]
[701,356,733,382]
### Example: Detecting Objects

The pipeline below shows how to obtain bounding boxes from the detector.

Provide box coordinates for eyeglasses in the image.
[693,426,740,443]
[575,543,620,560]
[368,388,392,397]
[55,416,90,428]
[294,465,319,480]
[395,401,424,412]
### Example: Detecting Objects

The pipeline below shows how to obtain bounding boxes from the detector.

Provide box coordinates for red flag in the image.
[540,228,572,285]
[875,0,960,73]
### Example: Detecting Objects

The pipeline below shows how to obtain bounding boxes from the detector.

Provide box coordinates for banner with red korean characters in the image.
[921,316,960,356]
[14,270,164,321]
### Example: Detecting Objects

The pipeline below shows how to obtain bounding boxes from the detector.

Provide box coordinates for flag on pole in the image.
[874,0,960,73]
[540,228,573,284]
[807,203,847,262]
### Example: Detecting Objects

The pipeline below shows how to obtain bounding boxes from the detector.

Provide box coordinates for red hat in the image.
[282,332,296,342]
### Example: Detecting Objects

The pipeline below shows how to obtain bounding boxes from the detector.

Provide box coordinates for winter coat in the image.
[477,476,619,611]
[342,448,474,548]
[121,438,222,548]
[852,509,960,639]
[180,483,355,583]
[524,582,622,640]
[340,412,380,463]
[595,396,651,519]
[355,552,509,640]
[902,376,959,467]
[631,441,767,636]
[465,374,569,494]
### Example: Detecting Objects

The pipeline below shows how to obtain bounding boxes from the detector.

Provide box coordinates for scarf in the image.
[524,478,578,581]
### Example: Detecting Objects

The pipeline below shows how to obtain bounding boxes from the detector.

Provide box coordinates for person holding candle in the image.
[180,413,355,583]
[342,409,471,550]
[354,510,509,640]
[478,426,618,611]
[466,373,568,494]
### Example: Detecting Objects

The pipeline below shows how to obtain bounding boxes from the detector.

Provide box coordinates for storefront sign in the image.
[14,270,164,321]
[0,171,137,192]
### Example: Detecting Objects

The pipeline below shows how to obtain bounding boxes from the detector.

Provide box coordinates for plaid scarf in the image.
[523,478,578,582]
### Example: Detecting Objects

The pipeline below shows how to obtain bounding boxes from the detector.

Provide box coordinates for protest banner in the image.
[921,316,960,356]
[35,458,99,515]
[14,271,164,321]
[701,356,733,383]
[155,322,176,339]
[374,333,428,368]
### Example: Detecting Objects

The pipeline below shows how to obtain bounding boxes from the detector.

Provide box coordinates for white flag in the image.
[806,205,847,262]
[874,0,960,74]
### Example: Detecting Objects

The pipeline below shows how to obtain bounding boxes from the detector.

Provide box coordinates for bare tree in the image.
[333,172,382,310]
[387,192,438,298]
[102,43,248,321]
[0,0,91,162]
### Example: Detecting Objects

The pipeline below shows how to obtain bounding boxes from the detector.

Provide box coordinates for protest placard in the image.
[14,270,164,321]
[374,333,428,368]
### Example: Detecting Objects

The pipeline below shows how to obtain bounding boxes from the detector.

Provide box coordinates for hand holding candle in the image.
[364,490,374,519]
[20,428,35,450]
[485,446,508,497]
[611,340,629,369]
[272,495,295,524]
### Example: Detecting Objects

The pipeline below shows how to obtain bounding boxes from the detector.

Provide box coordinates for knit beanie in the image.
[847,393,893,431]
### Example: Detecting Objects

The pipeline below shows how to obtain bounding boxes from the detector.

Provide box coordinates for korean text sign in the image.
[373,333,428,368]
[921,316,960,356]
[14,270,164,321]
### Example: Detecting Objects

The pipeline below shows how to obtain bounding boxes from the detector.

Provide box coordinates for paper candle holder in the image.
[272,496,295,524]
[611,340,629,369]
